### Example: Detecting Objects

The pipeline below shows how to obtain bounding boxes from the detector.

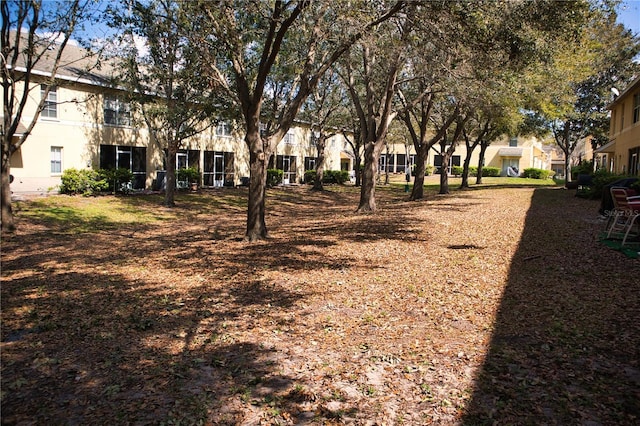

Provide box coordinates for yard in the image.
[1,178,639,425]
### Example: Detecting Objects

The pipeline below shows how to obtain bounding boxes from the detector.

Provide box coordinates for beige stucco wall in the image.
[273,127,349,183]
[386,134,550,175]
[7,74,344,193]
[606,78,640,175]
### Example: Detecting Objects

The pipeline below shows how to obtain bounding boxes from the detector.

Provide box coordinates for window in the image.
[41,85,57,118]
[51,147,62,174]
[103,95,131,126]
[503,158,520,176]
[434,155,461,175]
[216,122,232,137]
[304,157,316,171]
[275,155,296,183]
[204,151,234,187]
[309,131,319,148]
[99,145,146,189]
[509,137,518,147]
[630,147,640,176]
[621,103,625,130]
[378,155,386,172]
[283,131,296,146]
[633,93,640,124]
[396,154,406,173]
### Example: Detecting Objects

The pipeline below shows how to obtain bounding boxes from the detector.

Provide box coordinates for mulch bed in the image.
[2,184,638,425]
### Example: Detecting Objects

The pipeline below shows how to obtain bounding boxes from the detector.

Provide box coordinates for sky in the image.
[617,0,640,35]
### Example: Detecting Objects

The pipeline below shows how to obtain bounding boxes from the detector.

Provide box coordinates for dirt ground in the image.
[1,182,639,425]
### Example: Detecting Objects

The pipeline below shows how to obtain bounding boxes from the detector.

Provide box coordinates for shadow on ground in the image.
[1,186,422,424]
[462,188,640,425]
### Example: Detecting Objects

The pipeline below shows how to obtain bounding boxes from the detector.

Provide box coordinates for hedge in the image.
[59,168,109,195]
[481,167,500,177]
[434,165,499,177]
[304,169,349,184]
[99,168,134,192]
[522,168,551,179]
[266,169,284,187]
[576,169,633,199]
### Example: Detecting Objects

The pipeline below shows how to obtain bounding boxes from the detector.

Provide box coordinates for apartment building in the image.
[596,76,640,175]
[381,135,551,177]
[5,39,351,194]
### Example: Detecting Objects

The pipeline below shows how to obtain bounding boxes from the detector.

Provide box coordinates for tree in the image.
[340,3,423,212]
[399,91,458,200]
[107,0,218,207]
[187,1,404,241]
[299,69,345,191]
[342,118,364,187]
[524,4,639,184]
[436,111,467,195]
[1,0,100,232]
[459,81,522,188]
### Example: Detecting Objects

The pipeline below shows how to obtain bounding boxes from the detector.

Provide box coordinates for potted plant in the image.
[177,166,200,191]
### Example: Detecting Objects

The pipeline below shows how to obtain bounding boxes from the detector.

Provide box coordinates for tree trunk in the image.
[439,150,451,195]
[564,151,572,187]
[355,158,362,187]
[245,132,269,241]
[313,137,326,191]
[476,143,488,185]
[460,150,473,189]
[357,143,378,212]
[410,150,427,200]
[164,144,177,207]
[313,164,325,191]
[1,156,15,233]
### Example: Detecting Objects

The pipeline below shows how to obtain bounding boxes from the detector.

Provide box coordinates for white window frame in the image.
[216,122,232,137]
[41,85,57,119]
[51,146,62,174]
[104,95,131,127]
[284,130,296,146]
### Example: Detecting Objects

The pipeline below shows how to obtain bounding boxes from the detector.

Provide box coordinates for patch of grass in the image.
[379,176,559,198]
[16,195,175,233]
[13,190,246,234]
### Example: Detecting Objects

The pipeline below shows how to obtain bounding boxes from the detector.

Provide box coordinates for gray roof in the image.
[7,30,117,87]
[498,147,523,157]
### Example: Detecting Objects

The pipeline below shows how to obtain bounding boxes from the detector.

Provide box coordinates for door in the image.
[282,156,291,184]
[502,158,520,176]
[629,147,640,176]
[117,147,131,170]
[214,152,224,187]
[176,152,188,188]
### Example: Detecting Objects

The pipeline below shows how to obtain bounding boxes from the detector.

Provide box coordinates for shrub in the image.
[412,165,434,176]
[325,170,349,184]
[522,168,551,179]
[452,165,478,177]
[267,169,283,187]
[98,168,134,192]
[60,168,108,195]
[571,160,594,180]
[578,169,627,199]
[177,166,200,184]
[304,170,315,184]
[424,165,434,176]
[482,167,500,177]
[304,169,349,184]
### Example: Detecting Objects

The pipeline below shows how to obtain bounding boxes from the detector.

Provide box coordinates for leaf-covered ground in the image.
[2,179,639,425]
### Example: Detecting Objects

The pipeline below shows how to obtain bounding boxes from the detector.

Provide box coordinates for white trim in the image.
[11,65,124,90]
